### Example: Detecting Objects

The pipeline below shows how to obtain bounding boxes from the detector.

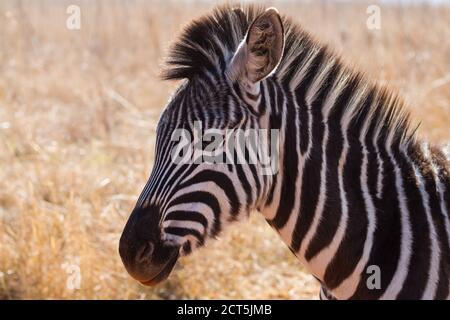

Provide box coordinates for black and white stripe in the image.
[133,5,449,299]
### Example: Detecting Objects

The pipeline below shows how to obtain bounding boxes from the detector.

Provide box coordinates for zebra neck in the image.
[258,44,425,297]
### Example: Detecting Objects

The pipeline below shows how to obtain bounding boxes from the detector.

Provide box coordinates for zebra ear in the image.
[227,8,285,83]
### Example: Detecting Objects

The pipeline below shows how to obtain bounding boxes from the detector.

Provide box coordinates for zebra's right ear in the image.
[227,8,285,84]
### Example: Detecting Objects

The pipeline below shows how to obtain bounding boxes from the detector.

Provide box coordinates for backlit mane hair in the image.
[161,4,417,147]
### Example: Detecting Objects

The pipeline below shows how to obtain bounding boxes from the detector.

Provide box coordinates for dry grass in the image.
[0,0,449,299]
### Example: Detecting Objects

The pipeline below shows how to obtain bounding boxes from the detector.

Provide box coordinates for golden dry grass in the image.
[0,0,449,299]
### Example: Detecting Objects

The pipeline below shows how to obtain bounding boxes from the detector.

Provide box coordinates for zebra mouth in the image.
[139,252,179,286]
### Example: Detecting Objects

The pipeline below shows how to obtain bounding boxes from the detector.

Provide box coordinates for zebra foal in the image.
[119,5,450,300]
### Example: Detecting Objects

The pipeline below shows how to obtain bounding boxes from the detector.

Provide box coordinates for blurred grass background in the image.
[0,0,449,299]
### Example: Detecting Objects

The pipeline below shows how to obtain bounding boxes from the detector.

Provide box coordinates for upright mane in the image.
[162,4,417,147]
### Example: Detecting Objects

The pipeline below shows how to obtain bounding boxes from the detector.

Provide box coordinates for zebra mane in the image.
[162,4,416,146]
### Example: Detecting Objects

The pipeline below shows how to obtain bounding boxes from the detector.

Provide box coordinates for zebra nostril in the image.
[136,242,154,263]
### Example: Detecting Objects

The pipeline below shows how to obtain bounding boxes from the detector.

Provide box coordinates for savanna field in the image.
[0,0,449,299]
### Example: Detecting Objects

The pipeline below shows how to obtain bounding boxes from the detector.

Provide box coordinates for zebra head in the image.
[119,7,285,285]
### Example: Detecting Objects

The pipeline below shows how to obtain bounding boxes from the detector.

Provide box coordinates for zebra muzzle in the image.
[119,235,180,286]
[138,250,179,286]
[119,206,180,286]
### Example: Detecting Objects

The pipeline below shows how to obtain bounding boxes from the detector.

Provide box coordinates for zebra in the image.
[119,5,450,299]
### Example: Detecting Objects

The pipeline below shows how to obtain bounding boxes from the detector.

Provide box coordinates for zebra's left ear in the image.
[227,7,285,84]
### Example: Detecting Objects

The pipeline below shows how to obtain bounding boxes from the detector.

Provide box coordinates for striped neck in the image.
[258,37,421,298]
